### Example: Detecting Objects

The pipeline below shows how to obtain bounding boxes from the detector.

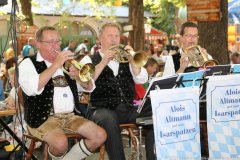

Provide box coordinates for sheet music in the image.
[137,74,178,113]
[232,64,240,73]
[176,70,205,88]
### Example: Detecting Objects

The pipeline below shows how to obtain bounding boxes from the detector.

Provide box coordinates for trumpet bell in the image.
[202,59,219,68]
[79,63,95,82]
[62,57,95,83]
[185,45,218,68]
[110,44,148,68]
[132,51,148,68]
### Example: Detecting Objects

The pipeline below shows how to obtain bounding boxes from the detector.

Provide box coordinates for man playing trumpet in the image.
[18,26,106,160]
[87,22,156,160]
[163,21,214,76]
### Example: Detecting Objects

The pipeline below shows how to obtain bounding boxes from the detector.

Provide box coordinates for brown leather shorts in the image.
[27,113,89,140]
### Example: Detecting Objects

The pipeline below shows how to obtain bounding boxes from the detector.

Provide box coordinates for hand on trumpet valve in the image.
[123,45,134,52]
[178,54,189,73]
[68,65,79,81]
[54,50,74,68]
[200,47,207,55]
[102,49,115,65]
[123,45,134,62]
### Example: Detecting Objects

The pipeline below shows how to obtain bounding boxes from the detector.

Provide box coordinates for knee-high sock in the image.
[62,139,93,160]
[48,147,66,160]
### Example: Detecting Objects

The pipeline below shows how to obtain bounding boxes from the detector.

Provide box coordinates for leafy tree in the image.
[18,0,229,63]
[145,0,176,35]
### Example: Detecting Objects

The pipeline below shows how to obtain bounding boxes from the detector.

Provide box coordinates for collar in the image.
[99,50,104,58]
[36,52,44,62]
[98,50,118,64]
[36,52,51,67]
[180,48,184,55]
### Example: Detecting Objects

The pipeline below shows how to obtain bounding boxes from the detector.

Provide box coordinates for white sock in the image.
[63,139,93,160]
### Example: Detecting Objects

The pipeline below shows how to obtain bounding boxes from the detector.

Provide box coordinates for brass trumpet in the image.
[62,58,95,83]
[109,44,148,68]
[184,45,218,68]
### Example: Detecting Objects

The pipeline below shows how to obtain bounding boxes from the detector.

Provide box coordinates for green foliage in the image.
[143,0,187,35]
[144,0,177,35]
[168,0,186,8]
[22,0,184,36]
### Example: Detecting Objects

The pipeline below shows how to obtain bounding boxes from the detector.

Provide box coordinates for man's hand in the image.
[177,55,189,73]
[101,50,115,66]
[124,45,135,63]
[5,96,15,110]
[200,47,207,55]
[68,65,79,80]
[53,50,75,69]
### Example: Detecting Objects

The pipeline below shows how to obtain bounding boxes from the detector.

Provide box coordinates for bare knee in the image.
[93,127,107,146]
[78,122,107,151]
[44,130,68,156]
[50,138,68,155]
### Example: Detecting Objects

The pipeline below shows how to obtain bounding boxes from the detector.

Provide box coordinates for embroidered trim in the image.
[52,75,68,87]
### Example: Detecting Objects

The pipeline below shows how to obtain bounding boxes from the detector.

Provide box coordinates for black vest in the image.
[172,51,199,73]
[172,51,181,72]
[22,55,79,128]
[90,52,135,109]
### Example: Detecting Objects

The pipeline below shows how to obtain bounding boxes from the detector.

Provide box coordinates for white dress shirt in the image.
[162,48,213,77]
[19,52,95,113]
[99,51,148,84]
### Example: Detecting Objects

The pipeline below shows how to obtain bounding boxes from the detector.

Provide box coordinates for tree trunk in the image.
[19,0,33,26]
[198,0,229,64]
[128,0,144,51]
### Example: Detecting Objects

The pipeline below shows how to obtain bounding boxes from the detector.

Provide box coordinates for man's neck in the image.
[99,48,107,54]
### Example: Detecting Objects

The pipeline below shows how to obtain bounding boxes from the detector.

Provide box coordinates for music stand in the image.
[137,75,178,123]
[232,64,240,74]
[205,65,231,76]
[175,70,205,88]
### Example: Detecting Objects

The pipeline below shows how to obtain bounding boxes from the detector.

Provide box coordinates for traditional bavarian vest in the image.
[172,51,181,72]
[90,52,135,110]
[22,55,79,128]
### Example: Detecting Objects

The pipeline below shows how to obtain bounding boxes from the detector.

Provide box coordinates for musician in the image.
[135,58,158,101]
[230,52,240,64]
[162,22,212,156]
[163,21,213,76]
[18,26,106,160]
[87,22,155,160]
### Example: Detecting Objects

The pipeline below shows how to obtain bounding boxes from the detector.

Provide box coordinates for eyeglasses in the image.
[183,34,199,39]
[39,40,62,45]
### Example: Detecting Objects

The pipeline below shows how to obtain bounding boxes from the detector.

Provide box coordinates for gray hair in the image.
[99,22,122,36]
[35,26,57,41]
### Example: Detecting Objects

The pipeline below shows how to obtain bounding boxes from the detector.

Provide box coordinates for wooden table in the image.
[0,109,16,116]
[0,109,37,160]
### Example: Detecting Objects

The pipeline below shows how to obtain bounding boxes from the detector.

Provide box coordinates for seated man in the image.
[163,21,213,76]
[134,58,158,102]
[230,52,240,64]
[62,40,77,53]
[18,26,106,160]
[87,22,155,160]
[75,39,89,55]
